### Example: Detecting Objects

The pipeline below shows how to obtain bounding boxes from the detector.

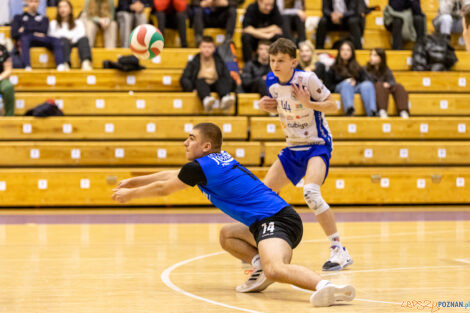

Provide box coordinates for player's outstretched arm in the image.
[112,172,188,203]
[115,170,179,189]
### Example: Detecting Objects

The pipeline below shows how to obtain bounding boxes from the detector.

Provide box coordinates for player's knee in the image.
[263,262,287,282]
[303,183,329,215]
[219,225,231,249]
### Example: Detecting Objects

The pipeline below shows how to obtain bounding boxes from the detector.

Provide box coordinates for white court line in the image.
[455,259,470,264]
[161,251,263,313]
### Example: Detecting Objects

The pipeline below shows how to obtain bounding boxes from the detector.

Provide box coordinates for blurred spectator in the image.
[411,33,457,70]
[10,0,47,20]
[242,0,283,62]
[11,0,66,70]
[462,3,470,50]
[315,0,363,49]
[83,0,117,48]
[433,0,464,38]
[116,0,151,48]
[326,40,376,116]
[192,0,237,45]
[384,0,426,50]
[365,48,409,118]
[49,0,93,70]
[241,39,270,95]
[153,0,187,47]
[277,0,306,44]
[180,36,235,112]
[297,40,326,82]
[0,43,14,116]
[0,1,9,26]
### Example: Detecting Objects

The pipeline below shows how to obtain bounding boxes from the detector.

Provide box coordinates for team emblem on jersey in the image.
[209,151,234,166]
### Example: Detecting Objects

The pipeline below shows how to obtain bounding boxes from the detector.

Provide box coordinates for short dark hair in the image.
[199,36,215,46]
[463,4,470,29]
[268,38,297,58]
[258,39,272,48]
[194,123,222,151]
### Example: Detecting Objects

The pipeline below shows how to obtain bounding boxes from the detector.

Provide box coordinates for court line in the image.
[455,258,470,264]
[161,251,263,313]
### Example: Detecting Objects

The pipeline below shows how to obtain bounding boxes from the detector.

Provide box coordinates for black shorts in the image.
[249,206,303,249]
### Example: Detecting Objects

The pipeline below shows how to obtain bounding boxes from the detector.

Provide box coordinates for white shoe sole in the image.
[236,274,274,293]
[310,285,356,307]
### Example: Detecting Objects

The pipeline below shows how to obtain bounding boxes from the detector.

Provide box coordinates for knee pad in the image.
[303,183,329,215]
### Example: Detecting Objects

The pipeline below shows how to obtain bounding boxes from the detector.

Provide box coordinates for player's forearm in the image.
[304,99,338,113]
[131,170,178,186]
[131,181,169,199]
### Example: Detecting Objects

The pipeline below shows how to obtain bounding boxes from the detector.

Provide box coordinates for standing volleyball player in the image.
[112,123,355,307]
[260,38,353,271]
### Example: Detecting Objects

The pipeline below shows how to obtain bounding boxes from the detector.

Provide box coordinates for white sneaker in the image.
[220,94,235,110]
[322,246,353,271]
[25,66,32,71]
[379,109,388,118]
[236,268,274,293]
[400,110,409,119]
[202,96,217,112]
[81,59,93,71]
[310,284,356,307]
[56,63,67,71]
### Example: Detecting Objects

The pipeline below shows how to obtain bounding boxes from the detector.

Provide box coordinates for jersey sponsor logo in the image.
[208,151,234,166]
[287,121,309,129]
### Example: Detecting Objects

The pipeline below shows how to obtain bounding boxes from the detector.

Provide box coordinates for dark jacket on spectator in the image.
[180,52,234,91]
[364,66,397,85]
[411,33,458,71]
[242,1,283,29]
[321,0,359,19]
[116,0,152,12]
[296,62,327,84]
[326,65,369,91]
[241,60,270,91]
[191,0,238,7]
[388,0,423,15]
[11,12,49,40]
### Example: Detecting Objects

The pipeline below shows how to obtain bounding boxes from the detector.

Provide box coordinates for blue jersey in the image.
[195,151,289,226]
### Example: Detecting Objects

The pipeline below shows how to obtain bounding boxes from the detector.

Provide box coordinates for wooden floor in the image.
[0,207,469,313]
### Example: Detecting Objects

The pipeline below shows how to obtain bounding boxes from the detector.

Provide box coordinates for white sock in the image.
[315,280,331,291]
[251,254,261,269]
[328,232,342,249]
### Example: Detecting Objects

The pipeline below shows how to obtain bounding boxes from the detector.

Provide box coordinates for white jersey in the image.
[265,69,333,147]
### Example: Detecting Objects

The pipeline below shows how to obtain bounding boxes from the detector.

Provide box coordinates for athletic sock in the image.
[328,232,342,249]
[251,254,261,269]
[315,280,331,291]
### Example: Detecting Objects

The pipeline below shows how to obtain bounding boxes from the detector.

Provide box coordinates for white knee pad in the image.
[303,183,329,215]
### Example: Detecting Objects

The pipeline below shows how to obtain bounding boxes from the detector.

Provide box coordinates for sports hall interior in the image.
[0,0,469,312]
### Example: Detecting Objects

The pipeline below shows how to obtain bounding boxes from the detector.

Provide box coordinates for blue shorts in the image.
[278,144,331,186]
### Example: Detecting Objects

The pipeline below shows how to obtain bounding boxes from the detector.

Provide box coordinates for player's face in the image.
[339,43,352,61]
[258,0,275,14]
[299,45,312,63]
[183,129,210,161]
[369,49,381,66]
[58,1,72,18]
[199,42,215,59]
[28,0,40,12]
[270,53,297,81]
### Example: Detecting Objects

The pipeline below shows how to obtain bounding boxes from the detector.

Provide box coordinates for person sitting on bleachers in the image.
[11,0,67,71]
[315,0,363,50]
[0,43,14,116]
[365,48,409,119]
[433,0,465,40]
[297,40,326,83]
[462,3,470,51]
[116,0,151,48]
[191,0,237,45]
[49,0,93,70]
[384,0,426,50]
[277,0,306,45]
[83,0,118,48]
[153,0,188,47]
[241,39,270,96]
[241,0,283,62]
[180,36,235,112]
[326,40,376,116]
[10,0,47,22]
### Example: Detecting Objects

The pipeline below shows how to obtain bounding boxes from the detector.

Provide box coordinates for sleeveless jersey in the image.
[195,151,288,226]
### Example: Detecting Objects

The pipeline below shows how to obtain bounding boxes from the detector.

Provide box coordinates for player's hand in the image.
[292,83,310,107]
[259,96,278,113]
[112,188,133,203]
[116,178,135,189]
